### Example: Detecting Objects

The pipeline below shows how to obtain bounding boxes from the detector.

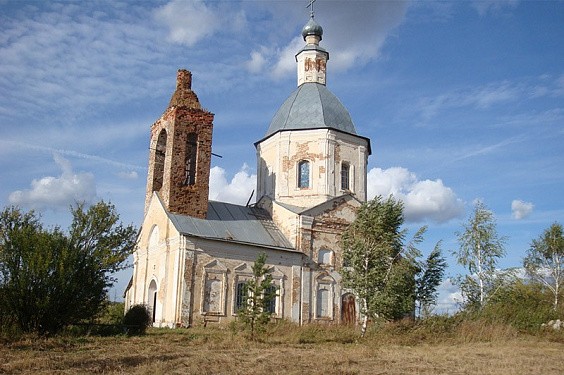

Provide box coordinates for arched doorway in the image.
[341,293,356,325]
[148,279,158,323]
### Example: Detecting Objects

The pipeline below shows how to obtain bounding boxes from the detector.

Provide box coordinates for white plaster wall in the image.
[130,193,183,327]
[257,129,369,207]
[185,238,304,326]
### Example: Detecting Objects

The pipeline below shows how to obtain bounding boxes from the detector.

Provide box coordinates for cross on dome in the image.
[306,0,316,18]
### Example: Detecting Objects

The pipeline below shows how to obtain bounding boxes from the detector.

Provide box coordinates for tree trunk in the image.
[361,314,368,337]
[360,298,368,337]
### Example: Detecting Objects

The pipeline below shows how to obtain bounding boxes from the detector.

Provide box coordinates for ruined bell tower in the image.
[145,69,214,219]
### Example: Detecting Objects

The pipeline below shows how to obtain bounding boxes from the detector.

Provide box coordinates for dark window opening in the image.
[184,133,198,185]
[153,130,167,192]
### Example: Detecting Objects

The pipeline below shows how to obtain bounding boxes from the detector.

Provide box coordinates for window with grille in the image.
[264,284,277,314]
[235,281,247,311]
[298,160,310,188]
[341,162,350,190]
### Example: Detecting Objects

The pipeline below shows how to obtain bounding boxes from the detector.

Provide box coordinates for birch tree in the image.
[454,201,506,310]
[524,222,564,311]
[341,196,422,336]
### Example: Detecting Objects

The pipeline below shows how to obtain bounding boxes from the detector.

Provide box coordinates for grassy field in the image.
[1,320,563,374]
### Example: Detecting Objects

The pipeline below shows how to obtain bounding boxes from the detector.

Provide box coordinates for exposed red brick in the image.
[145,70,214,219]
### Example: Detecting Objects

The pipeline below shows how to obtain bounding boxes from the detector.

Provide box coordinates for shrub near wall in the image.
[123,305,151,335]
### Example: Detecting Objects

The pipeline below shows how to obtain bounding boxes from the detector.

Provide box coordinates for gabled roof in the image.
[269,194,362,218]
[299,194,363,217]
[167,200,295,251]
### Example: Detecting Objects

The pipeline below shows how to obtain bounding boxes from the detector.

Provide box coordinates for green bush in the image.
[475,280,560,332]
[123,304,151,335]
[97,301,125,325]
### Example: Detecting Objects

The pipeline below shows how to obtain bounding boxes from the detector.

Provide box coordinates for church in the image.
[124,13,371,327]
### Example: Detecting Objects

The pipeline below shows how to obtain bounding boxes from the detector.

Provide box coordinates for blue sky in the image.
[1,0,563,309]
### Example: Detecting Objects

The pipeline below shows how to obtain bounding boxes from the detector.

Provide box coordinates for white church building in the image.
[125,14,371,327]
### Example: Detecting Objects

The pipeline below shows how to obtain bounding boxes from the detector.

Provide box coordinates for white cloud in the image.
[117,171,139,180]
[472,0,519,16]
[434,278,462,315]
[9,154,96,210]
[209,164,256,205]
[0,140,145,172]
[246,49,268,74]
[271,37,305,79]
[0,3,166,123]
[367,167,464,223]
[269,1,409,77]
[154,0,220,47]
[416,81,522,122]
[511,199,534,220]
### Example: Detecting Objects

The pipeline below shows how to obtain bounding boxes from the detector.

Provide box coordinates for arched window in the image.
[152,129,167,192]
[298,160,310,188]
[318,249,333,266]
[148,225,159,252]
[184,133,198,185]
[341,162,350,190]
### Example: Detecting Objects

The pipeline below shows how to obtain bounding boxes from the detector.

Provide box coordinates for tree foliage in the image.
[341,196,443,335]
[415,242,447,318]
[481,277,559,331]
[0,202,137,335]
[237,252,277,339]
[454,201,506,310]
[524,222,564,311]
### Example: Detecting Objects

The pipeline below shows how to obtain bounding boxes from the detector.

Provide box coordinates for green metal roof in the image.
[264,82,357,138]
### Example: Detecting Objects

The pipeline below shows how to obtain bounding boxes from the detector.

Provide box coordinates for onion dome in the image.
[301,17,323,41]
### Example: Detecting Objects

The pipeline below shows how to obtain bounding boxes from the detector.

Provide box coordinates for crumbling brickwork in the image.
[145,70,214,219]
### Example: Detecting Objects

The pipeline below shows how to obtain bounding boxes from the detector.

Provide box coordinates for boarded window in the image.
[316,288,330,318]
[298,160,310,188]
[318,249,332,265]
[203,277,222,313]
[184,133,198,185]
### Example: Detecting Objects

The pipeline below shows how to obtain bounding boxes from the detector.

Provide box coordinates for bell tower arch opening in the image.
[152,129,167,193]
[184,132,198,186]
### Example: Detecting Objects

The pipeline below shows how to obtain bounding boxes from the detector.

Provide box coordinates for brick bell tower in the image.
[145,69,214,219]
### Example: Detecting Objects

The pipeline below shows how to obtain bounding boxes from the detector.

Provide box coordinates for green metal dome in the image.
[301,17,323,41]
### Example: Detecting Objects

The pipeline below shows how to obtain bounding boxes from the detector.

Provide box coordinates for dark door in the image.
[341,293,356,324]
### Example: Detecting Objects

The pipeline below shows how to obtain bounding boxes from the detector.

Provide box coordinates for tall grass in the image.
[2,319,563,375]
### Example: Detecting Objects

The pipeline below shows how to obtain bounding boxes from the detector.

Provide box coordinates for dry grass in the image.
[1,321,563,375]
